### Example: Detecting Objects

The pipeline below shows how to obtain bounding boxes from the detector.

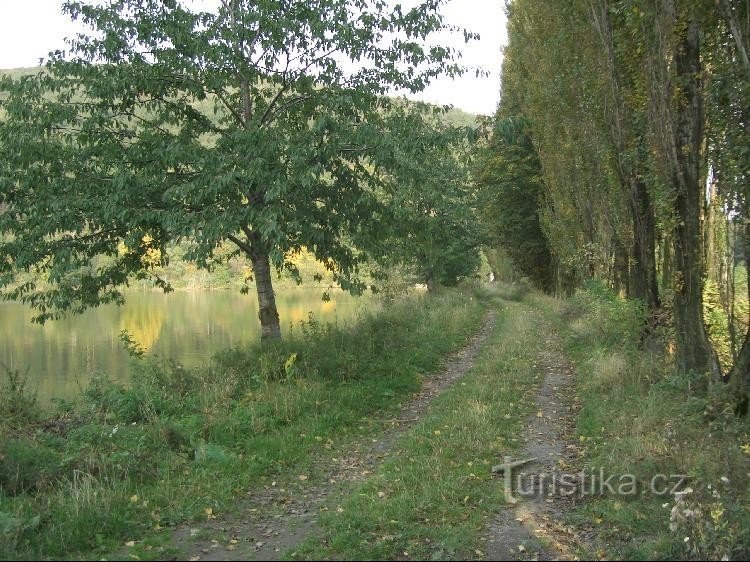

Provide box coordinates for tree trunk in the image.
[613,234,629,298]
[661,235,672,295]
[669,19,720,378]
[426,269,436,293]
[631,178,661,311]
[226,228,281,340]
[728,328,750,414]
[251,249,281,340]
[705,174,719,283]
[726,212,750,413]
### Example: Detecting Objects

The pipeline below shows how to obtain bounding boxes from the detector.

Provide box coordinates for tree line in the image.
[477,0,749,406]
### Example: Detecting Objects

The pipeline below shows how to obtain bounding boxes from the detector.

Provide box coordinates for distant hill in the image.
[1,66,478,127]
[0,67,40,79]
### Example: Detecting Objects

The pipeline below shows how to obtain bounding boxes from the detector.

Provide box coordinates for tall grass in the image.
[559,281,750,560]
[0,290,484,560]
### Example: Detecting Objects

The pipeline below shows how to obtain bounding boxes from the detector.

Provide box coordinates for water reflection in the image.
[0,289,370,403]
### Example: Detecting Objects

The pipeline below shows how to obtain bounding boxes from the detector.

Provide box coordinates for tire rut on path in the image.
[482,321,590,561]
[172,310,497,561]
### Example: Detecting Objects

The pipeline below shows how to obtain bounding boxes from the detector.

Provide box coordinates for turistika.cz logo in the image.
[501,466,688,502]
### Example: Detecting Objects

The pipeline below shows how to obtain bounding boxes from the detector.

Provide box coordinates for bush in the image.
[0,367,39,430]
[567,279,646,351]
[0,439,62,496]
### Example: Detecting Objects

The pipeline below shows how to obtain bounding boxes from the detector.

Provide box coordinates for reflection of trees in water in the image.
[119,300,165,351]
[280,293,338,326]
[1,289,368,403]
[0,301,133,401]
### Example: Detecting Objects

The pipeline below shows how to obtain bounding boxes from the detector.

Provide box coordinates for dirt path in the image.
[172,310,497,561]
[481,323,589,561]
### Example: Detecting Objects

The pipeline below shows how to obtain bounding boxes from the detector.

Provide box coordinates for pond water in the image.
[0,288,372,404]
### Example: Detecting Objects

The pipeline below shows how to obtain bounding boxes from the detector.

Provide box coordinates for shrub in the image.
[0,367,39,430]
[0,439,62,496]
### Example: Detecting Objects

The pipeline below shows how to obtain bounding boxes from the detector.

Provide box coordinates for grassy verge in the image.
[547,281,750,560]
[0,290,484,560]
[290,292,548,560]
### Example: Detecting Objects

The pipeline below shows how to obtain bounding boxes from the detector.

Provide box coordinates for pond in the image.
[0,288,373,404]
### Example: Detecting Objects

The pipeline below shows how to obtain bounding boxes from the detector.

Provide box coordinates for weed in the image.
[0,366,39,430]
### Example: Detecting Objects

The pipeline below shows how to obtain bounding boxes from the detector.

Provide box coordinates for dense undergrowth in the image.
[0,290,484,560]
[548,281,750,560]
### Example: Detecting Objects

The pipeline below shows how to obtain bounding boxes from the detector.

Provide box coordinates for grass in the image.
[0,289,485,560]
[291,291,550,560]
[545,281,750,560]
[4,279,748,560]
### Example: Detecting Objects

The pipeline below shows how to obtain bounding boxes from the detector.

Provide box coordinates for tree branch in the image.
[213,88,246,128]
[227,233,253,256]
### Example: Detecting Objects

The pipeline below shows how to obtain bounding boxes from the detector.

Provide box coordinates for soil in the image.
[170,310,498,561]
[481,322,592,561]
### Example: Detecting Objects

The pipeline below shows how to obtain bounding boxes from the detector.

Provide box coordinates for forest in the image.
[478,0,750,397]
[0,0,748,560]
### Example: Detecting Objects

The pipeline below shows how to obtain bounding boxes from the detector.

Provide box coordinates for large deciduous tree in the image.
[375,113,482,292]
[0,0,472,339]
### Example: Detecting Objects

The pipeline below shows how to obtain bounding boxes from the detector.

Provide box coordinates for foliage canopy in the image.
[0,0,477,336]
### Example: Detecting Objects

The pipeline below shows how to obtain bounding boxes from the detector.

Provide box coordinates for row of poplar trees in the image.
[477,0,750,404]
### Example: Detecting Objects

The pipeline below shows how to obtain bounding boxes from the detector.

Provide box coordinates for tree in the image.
[0,0,473,339]
[589,0,661,312]
[707,0,750,404]
[374,112,482,292]
[492,0,632,295]
[476,115,553,292]
[644,0,720,377]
